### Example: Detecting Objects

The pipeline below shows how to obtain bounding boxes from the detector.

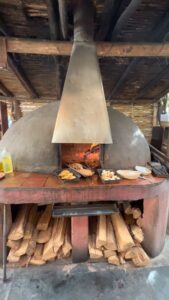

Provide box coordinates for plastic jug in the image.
[2,149,13,174]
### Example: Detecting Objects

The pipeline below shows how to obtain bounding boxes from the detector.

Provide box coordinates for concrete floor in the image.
[1,236,169,300]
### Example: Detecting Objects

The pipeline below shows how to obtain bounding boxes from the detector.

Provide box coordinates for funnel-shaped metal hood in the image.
[52,0,112,144]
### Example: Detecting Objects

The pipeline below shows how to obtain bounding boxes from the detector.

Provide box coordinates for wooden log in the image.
[36,219,53,243]
[6,37,169,57]
[19,255,31,267]
[132,208,142,219]
[24,205,38,239]
[30,258,46,266]
[14,239,30,257]
[125,246,150,267]
[8,205,30,240]
[124,214,135,226]
[130,225,144,243]
[53,217,67,253]
[96,215,107,248]
[105,216,117,250]
[36,204,52,231]
[136,217,142,227]
[33,244,44,260]
[7,239,21,251]
[89,236,103,259]
[62,222,72,258]
[123,202,132,215]
[26,228,39,257]
[111,213,135,252]
[104,249,116,258]
[107,253,120,265]
[42,218,58,261]
[7,249,20,263]
[118,253,125,265]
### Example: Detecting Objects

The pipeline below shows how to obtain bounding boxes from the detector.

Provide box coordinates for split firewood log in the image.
[24,205,38,239]
[136,217,142,227]
[7,239,21,251]
[107,253,120,266]
[96,215,107,249]
[36,205,53,231]
[89,235,103,259]
[14,239,30,257]
[26,228,39,257]
[118,253,125,265]
[7,249,20,263]
[42,218,59,261]
[33,244,44,260]
[122,202,133,215]
[53,218,67,253]
[130,225,144,243]
[30,258,46,266]
[132,208,142,219]
[8,205,31,240]
[105,216,117,251]
[19,255,31,267]
[111,213,135,252]
[124,214,135,226]
[104,249,116,258]
[37,219,53,244]
[124,246,150,267]
[62,223,72,258]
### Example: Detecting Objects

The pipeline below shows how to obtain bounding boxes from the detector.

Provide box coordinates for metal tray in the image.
[97,169,121,184]
[55,168,81,183]
[68,164,95,178]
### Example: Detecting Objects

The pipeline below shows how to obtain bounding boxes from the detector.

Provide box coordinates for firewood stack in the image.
[89,202,150,267]
[7,204,71,267]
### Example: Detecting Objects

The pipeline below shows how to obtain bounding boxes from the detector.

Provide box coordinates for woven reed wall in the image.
[15,101,154,143]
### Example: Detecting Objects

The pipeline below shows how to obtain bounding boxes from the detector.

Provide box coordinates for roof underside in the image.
[1,0,169,104]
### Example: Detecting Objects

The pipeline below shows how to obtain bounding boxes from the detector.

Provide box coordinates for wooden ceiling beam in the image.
[0,81,13,97]
[7,56,38,98]
[95,0,118,40]
[5,37,169,57]
[46,0,60,40]
[136,65,169,99]
[58,0,68,40]
[0,95,55,103]
[111,0,141,40]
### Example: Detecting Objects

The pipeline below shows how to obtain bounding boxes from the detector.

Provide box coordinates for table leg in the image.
[71,216,89,263]
[3,204,7,282]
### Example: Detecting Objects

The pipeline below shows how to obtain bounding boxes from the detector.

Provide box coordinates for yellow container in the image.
[0,161,3,172]
[2,153,13,174]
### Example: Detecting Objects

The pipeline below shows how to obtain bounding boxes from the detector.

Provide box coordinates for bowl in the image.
[116,170,141,180]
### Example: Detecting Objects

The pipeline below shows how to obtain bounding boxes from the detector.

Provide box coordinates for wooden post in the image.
[0,204,12,263]
[0,102,8,135]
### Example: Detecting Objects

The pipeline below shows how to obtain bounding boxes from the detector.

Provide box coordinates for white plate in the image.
[116,170,141,180]
[135,166,151,176]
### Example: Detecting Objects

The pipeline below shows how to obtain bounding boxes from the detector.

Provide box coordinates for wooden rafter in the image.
[110,9,169,97]
[0,18,38,98]
[0,81,13,97]
[46,0,60,40]
[96,0,118,40]
[7,56,38,98]
[111,0,141,40]
[58,0,68,40]
[136,65,169,99]
[5,37,169,57]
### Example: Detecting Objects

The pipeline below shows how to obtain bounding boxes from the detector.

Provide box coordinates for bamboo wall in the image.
[11,101,155,143]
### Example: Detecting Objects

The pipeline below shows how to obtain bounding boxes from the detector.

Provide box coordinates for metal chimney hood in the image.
[52,0,112,144]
